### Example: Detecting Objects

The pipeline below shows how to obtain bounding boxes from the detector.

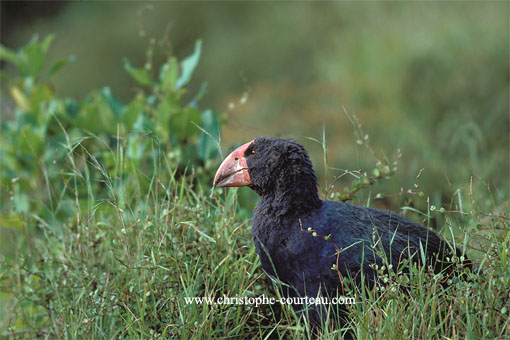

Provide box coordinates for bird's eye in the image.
[250,150,256,156]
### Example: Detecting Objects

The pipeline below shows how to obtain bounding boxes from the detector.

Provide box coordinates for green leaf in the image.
[169,107,201,140]
[19,124,45,155]
[123,58,154,86]
[198,109,220,161]
[159,57,178,92]
[29,83,54,121]
[0,45,21,65]
[126,133,147,161]
[155,98,175,143]
[18,35,47,77]
[121,93,146,129]
[49,55,76,76]
[77,92,117,134]
[100,87,124,119]
[41,34,55,54]
[133,113,156,132]
[65,99,80,117]
[175,40,202,90]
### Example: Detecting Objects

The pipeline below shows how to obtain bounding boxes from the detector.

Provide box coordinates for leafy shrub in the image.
[0,35,222,230]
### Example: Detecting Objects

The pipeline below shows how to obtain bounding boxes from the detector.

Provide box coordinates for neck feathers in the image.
[259,164,322,217]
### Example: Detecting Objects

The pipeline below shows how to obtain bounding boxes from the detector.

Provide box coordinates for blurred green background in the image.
[2,1,508,207]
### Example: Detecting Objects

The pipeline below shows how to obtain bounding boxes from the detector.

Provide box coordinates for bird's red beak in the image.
[213,140,254,187]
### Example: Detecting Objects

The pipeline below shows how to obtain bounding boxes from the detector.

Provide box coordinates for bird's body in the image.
[214,137,469,327]
[252,199,447,295]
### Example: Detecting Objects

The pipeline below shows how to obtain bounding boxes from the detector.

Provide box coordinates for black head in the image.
[214,137,322,214]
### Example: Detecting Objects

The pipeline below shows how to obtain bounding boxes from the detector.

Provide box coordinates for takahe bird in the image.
[213,137,470,327]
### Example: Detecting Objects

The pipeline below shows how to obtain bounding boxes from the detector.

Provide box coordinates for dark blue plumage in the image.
[215,136,469,327]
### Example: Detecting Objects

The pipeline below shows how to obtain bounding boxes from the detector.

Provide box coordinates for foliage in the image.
[0,35,221,229]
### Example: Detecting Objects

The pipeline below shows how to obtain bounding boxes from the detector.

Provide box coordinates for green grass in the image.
[1,129,509,339]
